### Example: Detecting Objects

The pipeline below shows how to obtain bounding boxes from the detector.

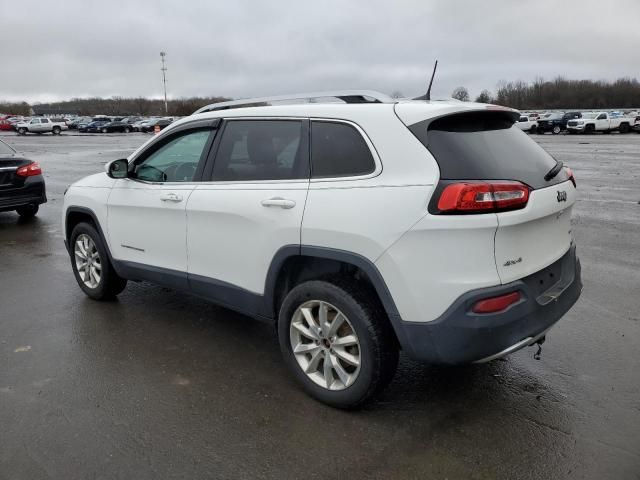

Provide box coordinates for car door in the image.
[39,118,50,132]
[186,118,310,314]
[29,119,41,132]
[596,113,607,130]
[107,123,218,285]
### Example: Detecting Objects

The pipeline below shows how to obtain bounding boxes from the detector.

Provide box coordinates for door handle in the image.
[261,197,296,209]
[160,193,183,202]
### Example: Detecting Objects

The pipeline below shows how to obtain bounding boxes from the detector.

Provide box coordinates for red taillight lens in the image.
[16,162,42,177]
[565,167,576,187]
[472,291,521,314]
[437,181,530,213]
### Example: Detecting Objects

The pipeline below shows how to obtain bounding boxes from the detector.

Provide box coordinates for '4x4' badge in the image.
[557,191,567,202]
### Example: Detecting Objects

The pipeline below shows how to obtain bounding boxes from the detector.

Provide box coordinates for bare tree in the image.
[475,90,493,103]
[451,86,470,102]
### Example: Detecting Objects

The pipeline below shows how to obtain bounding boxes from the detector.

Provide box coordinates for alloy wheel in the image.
[289,300,361,390]
[74,234,102,288]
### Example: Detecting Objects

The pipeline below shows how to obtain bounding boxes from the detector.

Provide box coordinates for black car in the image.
[140,118,172,133]
[0,139,46,218]
[80,117,112,133]
[537,111,582,134]
[99,120,134,133]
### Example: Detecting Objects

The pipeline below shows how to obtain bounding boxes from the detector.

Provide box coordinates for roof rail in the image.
[193,90,394,115]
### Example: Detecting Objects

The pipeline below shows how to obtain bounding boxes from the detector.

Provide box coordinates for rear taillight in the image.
[16,162,42,177]
[436,181,530,214]
[472,291,521,314]
[565,167,576,188]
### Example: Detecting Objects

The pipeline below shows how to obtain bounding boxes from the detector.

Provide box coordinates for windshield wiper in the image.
[544,160,564,181]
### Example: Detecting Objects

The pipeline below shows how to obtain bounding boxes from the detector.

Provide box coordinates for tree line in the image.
[3,77,640,117]
[452,77,640,110]
[0,96,230,117]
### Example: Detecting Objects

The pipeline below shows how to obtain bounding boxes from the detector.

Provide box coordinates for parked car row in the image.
[0,114,176,135]
[515,110,639,134]
[74,116,174,134]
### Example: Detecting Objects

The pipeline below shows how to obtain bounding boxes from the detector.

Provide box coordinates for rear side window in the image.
[409,111,568,189]
[311,121,375,178]
[212,120,307,181]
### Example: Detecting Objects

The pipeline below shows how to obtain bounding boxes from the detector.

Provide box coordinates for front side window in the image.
[597,113,606,120]
[31,119,40,124]
[311,121,375,178]
[41,119,49,123]
[132,129,211,182]
[211,120,307,181]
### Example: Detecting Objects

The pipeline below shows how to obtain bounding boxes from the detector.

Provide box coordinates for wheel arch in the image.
[265,245,404,342]
[64,206,119,272]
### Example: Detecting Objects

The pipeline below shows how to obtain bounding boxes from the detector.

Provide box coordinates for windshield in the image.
[581,113,597,119]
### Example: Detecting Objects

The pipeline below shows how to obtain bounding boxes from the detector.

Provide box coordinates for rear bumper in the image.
[0,176,47,212]
[394,244,582,364]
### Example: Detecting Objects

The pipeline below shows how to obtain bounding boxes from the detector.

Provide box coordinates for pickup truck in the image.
[16,118,68,135]
[537,111,582,134]
[566,112,634,134]
[514,115,538,133]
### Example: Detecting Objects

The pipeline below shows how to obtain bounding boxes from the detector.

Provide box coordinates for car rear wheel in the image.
[585,124,595,134]
[52,126,61,135]
[278,279,398,409]
[619,123,630,134]
[124,127,131,133]
[16,204,39,218]
[529,126,537,134]
[18,128,27,135]
[70,222,127,300]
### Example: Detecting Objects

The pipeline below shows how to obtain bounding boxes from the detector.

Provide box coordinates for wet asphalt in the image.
[0,131,639,480]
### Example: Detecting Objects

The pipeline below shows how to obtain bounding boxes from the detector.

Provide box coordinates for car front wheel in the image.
[70,222,127,300]
[278,279,398,408]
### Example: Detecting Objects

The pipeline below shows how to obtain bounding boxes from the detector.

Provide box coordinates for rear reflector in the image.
[16,162,42,177]
[472,291,521,314]
[437,181,529,213]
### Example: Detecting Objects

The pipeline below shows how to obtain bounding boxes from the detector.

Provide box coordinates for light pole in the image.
[160,51,168,115]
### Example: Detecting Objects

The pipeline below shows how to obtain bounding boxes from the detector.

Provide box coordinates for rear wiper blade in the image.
[544,160,564,181]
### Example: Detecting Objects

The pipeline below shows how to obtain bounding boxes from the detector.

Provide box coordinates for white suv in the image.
[63,91,582,408]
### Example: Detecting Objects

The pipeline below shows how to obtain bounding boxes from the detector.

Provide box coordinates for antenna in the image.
[425,60,438,101]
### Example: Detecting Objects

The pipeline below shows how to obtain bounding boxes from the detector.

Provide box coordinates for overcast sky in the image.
[2,0,639,103]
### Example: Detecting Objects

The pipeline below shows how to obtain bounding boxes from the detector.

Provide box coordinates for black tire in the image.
[619,123,630,134]
[52,126,61,135]
[124,126,131,133]
[585,124,595,134]
[278,279,398,409]
[69,222,127,300]
[101,127,108,133]
[16,204,39,218]
[18,128,27,135]
[530,126,537,134]
[552,125,561,135]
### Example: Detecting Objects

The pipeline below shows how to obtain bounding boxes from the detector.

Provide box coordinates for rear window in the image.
[409,111,568,189]
[0,140,15,155]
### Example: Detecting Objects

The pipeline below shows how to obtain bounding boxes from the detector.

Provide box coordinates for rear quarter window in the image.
[311,121,375,178]
[409,111,568,189]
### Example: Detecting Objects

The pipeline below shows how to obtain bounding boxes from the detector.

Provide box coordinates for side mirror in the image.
[105,158,129,179]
